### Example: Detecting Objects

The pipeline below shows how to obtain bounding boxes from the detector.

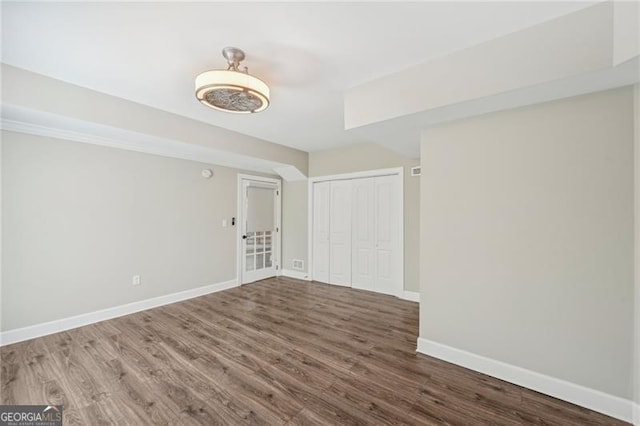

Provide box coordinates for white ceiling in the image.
[1,1,597,154]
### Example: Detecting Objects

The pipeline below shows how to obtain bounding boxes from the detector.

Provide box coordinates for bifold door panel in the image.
[352,175,398,295]
[312,181,330,283]
[352,178,376,290]
[329,180,352,286]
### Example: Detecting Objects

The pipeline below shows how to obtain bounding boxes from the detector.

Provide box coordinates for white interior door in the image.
[373,175,399,295]
[312,181,331,283]
[329,180,352,286]
[351,174,401,296]
[351,177,376,290]
[310,170,402,295]
[241,180,279,284]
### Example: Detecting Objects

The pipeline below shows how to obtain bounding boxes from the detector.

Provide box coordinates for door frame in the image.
[237,174,282,285]
[307,167,404,298]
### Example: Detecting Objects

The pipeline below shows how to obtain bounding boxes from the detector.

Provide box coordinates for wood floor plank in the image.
[324,371,421,424]
[144,364,246,425]
[284,408,329,426]
[47,347,112,408]
[412,380,523,426]
[103,359,179,425]
[269,348,348,389]
[517,389,627,426]
[257,364,378,426]
[211,361,304,424]
[1,344,72,407]
[0,277,630,425]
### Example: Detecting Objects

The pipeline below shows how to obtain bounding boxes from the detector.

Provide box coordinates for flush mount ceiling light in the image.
[195,47,270,114]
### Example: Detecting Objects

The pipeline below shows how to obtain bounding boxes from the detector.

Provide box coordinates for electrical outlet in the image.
[292,259,304,271]
[132,275,141,286]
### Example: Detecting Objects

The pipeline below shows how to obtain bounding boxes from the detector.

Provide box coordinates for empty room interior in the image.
[1,1,640,425]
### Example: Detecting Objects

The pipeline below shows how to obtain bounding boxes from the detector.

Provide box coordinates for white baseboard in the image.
[416,338,633,423]
[401,291,420,302]
[280,269,311,281]
[634,402,640,425]
[0,279,238,347]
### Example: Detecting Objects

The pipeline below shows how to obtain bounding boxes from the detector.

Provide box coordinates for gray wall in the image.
[282,180,308,274]
[309,143,420,292]
[635,83,640,406]
[1,65,312,334]
[420,87,634,399]
[2,131,252,331]
[0,133,3,334]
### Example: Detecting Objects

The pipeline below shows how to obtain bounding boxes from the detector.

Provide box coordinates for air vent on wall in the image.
[292,259,304,271]
[411,166,421,177]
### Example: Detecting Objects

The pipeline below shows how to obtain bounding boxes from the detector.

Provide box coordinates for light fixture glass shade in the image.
[195,70,270,113]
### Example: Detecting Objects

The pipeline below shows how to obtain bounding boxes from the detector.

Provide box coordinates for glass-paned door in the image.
[241,180,278,284]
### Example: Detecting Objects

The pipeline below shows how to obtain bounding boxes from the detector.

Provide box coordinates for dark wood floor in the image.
[0,277,629,425]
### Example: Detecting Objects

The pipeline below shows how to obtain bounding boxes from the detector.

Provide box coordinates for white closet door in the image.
[351,177,375,290]
[312,182,330,283]
[329,180,352,286]
[373,175,399,295]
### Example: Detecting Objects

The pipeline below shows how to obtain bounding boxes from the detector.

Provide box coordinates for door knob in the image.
[242,235,247,239]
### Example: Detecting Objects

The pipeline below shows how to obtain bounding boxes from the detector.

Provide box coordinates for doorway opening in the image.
[237,175,282,284]
[308,167,404,298]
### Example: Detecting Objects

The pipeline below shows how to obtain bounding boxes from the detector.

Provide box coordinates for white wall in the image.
[345,2,613,130]
[1,131,259,331]
[613,0,639,66]
[420,87,634,399]
[2,64,309,175]
[309,143,420,292]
